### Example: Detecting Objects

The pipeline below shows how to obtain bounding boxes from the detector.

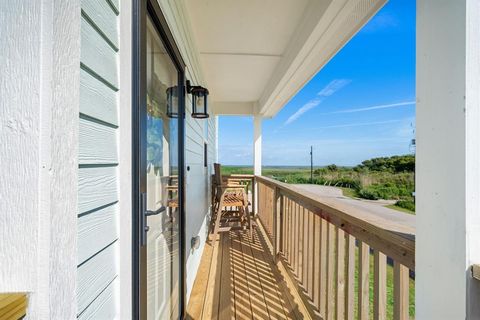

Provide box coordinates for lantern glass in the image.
[166,86,178,118]
[191,89,209,118]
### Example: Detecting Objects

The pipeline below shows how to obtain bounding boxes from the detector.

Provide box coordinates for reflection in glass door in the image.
[144,15,180,320]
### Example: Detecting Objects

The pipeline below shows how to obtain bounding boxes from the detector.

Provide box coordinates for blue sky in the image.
[218,0,416,166]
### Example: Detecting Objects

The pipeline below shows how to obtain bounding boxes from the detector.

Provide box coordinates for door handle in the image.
[145,206,166,216]
[141,192,167,245]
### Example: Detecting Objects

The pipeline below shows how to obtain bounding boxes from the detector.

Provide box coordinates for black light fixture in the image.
[166,86,178,118]
[186,80,209,119]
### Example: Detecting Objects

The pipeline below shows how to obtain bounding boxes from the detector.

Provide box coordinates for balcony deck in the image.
[186,225,309,320]
[188,175,415,319]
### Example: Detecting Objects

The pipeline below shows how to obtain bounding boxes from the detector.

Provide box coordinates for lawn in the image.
[340,187,360,199]
[386,204,415,215]
[353,250,415,319]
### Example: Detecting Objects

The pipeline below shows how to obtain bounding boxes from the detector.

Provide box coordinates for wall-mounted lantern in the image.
[166,86,178,118]
[186,80,209,119]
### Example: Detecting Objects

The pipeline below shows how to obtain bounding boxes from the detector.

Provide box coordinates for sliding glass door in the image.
[133,1,185,318]
[144,15,180,320]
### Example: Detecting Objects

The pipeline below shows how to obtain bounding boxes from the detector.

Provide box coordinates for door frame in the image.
[132,0,186,318]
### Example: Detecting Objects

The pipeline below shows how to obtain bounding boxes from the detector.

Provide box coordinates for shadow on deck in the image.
[186,223,309,320]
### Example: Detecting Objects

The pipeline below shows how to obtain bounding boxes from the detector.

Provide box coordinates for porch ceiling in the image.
[184,0,387,117]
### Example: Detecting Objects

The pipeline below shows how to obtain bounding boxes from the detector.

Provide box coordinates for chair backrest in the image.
[213,163,222,187]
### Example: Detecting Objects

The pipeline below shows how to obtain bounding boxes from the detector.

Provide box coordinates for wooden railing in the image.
[255,176,415,320]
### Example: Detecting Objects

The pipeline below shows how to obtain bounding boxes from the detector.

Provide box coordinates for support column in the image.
[215,116,219,163]
[253,115,262,216]
[253,115,262,175]
[417,0,480,318]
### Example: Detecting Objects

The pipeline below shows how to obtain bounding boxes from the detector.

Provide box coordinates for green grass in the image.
[353,251,415,319]
[386,204,415,215]
[222,165,416,215]
[340,187,359,199]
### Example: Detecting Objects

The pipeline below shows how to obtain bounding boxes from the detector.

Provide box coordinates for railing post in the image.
[273,186,281,262]
[252,176,256,216]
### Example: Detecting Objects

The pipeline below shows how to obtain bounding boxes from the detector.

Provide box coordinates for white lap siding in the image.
[78,0,120,318]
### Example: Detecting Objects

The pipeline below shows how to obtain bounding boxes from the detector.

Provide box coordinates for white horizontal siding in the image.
[78,166,118,214]
[81,0,119,48]
[77,242,118,315]
[79,117,118,165]
[78,279,118,320]
[78,203,118,265]
[81,16,118,88]
[80,69,118,126]
[107,0,119,13]
[78,1,119,318]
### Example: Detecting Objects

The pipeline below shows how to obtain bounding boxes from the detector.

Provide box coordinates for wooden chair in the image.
[211,163,252,241]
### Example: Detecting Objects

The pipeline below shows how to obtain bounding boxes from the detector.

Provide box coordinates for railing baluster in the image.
[345,234,355,320]
[298,206,304,282]
[307,210,314,299]
[273,187,278,259]
[313,212,321,310]
[326,223,336,320]
[293,202,299,276]
[358,241,370,320]
[282,195,286,257]
[276,190,283,258]
[374,250,387,320]
[394,262,409,320]
[320,215,328,317]
[285,197,289,263]
[336,229,346,320]
[289,198,294,267]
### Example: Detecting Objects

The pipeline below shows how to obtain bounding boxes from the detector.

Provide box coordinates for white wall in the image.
[417,0,480,318]
[0,0,81,319]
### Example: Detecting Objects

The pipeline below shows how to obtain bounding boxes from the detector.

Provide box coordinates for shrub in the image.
[396,199,415,212]
[357,184,412,200]
[355,155,415,173]
[326,164,338,171]
[358,188,379,200]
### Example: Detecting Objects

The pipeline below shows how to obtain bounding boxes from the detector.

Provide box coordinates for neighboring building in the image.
[1,0,480,319]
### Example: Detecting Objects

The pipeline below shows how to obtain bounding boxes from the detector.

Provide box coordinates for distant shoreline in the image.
[222,165,355,168]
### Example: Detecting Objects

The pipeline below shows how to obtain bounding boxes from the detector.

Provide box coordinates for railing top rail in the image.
[224,174,254,179]
[255,175,415,270]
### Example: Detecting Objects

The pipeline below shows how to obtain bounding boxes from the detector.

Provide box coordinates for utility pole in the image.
[310,146,313,183]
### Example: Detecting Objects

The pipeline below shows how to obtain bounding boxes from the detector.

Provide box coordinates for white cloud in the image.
[284,97,323,125]
[284,79,351,125]
[317,79,351,97]
[306,119,403,130]
[326,101,415,114]
[361,12,398,33]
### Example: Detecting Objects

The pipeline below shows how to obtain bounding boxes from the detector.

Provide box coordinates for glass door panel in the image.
[145,15,179,320]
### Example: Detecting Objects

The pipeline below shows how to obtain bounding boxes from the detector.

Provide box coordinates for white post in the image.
[215,116,219,163]
[253,115,262,175]
[253,115,262,215]
[417,0,480,318]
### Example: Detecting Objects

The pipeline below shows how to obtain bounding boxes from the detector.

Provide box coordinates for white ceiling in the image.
[184,0,387,116]
[185,0,310,103]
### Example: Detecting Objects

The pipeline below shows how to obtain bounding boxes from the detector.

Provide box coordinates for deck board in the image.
[187,224,309,320]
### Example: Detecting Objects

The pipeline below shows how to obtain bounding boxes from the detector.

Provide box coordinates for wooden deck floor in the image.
[186,223,309,320]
